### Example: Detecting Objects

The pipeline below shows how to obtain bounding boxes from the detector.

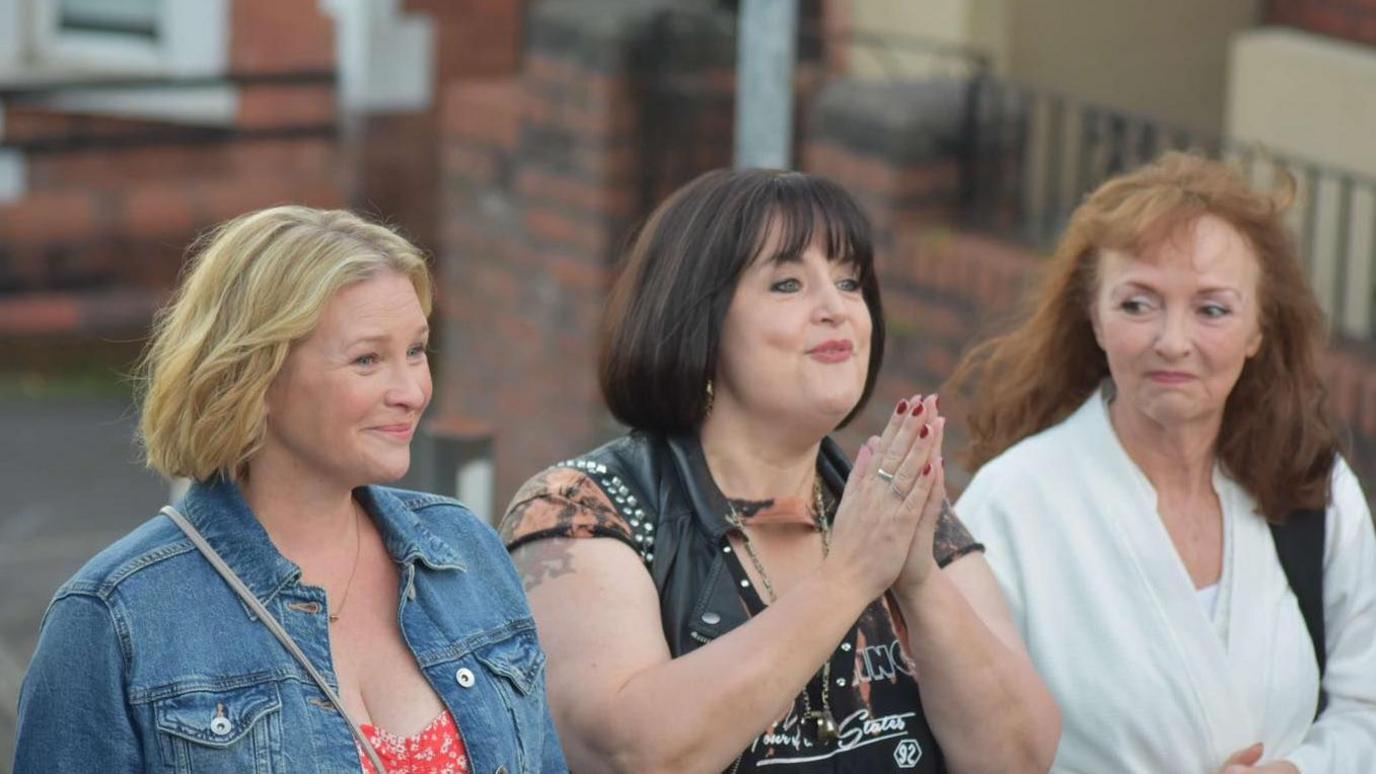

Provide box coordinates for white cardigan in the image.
[957,391,1376,773]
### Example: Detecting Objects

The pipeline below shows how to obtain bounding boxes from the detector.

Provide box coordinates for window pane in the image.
[59,0,160,38]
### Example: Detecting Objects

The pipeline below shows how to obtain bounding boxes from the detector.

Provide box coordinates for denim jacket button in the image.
[210,716,233,736]
[494,766,508,774]
[455,667,476,688]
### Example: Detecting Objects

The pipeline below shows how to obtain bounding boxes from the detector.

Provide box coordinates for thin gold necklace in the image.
[328,502,363,624]
[723,477,838,745]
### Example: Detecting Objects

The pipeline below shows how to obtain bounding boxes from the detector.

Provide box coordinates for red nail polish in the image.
[912,402,924,416]
[922,462,933,476]
[920,424,930,439]
[896,399,908,415]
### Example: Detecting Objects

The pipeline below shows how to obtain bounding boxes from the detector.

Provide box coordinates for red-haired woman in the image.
[953,152,1376,773]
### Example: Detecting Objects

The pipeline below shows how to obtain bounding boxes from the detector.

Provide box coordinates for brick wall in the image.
[801,78,1032,485]
[346,1,528,274]
[0,0,529,336]
[0,0,345,334]
[430,2,1029,502]
[434,0,736,500]
[0,127,346,334]
[1269,0,1376,47]
[230,0,335,73]
[0,135,344,292]
[435,25,1376,509]
[226,0,336,132]
[407,0,525,81]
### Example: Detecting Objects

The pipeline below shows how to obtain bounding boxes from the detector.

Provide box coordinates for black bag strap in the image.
[1269,507,1327,718]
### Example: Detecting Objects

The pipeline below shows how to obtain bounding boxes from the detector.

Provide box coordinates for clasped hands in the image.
[830,398,1301,774]
[826,394,947,603]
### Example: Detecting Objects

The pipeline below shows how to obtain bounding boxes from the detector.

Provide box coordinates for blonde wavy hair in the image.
[137,206,432,482]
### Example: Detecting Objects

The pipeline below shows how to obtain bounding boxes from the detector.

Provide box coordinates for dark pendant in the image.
[803,710,839,744]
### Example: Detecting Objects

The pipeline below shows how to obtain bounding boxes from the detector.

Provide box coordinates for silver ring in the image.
[876,467,896,483]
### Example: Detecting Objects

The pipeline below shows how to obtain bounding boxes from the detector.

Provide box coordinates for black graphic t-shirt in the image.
[723,530,948,773]
[501,466,982,774]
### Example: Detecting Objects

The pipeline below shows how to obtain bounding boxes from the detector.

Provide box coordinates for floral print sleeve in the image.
[934,500,984,568]
[499,466,638,555]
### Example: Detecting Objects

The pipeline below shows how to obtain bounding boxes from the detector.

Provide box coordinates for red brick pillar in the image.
[349,0,528,262]
[803,79,967,250]
[435,0,734,504]
[800,76,1013,463]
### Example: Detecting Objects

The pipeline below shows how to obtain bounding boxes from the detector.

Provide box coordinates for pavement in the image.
[0,394,167,771]
[0,391,439,770]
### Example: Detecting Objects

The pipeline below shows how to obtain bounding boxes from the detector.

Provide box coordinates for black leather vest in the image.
[565,431,853,656]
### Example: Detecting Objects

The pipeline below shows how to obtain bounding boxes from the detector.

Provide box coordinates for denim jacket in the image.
[15,477,568,773]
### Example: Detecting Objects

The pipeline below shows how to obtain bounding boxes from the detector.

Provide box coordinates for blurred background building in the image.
[2,0,1374,767]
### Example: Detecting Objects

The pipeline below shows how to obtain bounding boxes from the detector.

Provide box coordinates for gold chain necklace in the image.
[328,502,363,624]
[723,477,839,746]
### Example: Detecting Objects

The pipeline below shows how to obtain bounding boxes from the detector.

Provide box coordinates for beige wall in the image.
[839,0,1259,134]
[1004,0,1258,133]
[839,0,1005,78]
[1227,27,1376,339]
[849,0,970,45]
[1227,27,1376,178]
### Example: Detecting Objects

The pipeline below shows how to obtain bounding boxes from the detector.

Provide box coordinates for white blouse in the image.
[957,390,1376,773]
[1196,583,1219,619]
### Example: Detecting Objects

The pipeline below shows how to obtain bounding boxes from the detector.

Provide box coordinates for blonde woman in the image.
[15,207,566,773]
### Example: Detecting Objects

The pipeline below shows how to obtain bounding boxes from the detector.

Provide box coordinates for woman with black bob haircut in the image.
[500,169,1058,773]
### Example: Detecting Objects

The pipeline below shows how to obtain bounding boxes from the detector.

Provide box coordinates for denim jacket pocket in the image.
[474,632,549,772]
[153,681,283,773]
[475,632,546,697]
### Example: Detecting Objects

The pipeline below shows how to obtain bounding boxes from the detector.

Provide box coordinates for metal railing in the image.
[962,74,1376,340]
[625,13,1376,340]
[809,27,1376,341]
[629,16,996,221]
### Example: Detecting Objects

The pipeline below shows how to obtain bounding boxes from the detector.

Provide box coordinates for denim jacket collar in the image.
[176,477,466,611]
[354,486,467,571]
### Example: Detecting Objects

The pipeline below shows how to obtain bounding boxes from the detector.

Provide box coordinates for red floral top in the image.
[357,709,470,774]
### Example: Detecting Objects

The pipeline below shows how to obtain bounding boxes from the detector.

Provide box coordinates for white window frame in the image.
[27,0,230,77]
[0,0,26,72]
[0,0,235,126]
[322,0,434,112]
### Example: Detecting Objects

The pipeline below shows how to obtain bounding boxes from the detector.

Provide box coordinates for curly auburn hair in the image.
[949,152,1341,520]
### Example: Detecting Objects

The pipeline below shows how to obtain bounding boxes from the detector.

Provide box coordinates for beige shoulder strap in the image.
[162,505,388,773]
